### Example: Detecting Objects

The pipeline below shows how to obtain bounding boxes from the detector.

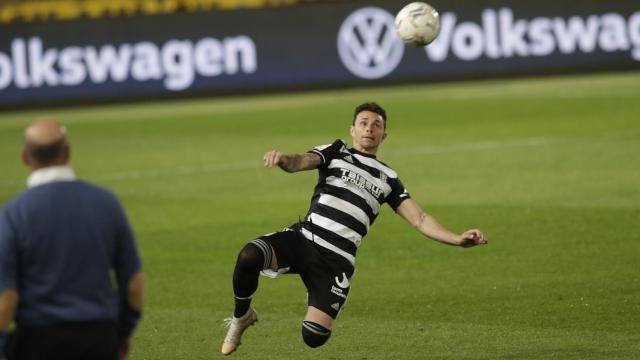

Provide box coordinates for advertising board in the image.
[1,0,638,107]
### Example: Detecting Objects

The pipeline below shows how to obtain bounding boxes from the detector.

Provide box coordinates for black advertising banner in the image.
[1,0,639,107]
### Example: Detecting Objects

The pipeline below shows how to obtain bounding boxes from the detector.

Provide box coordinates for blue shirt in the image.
[0,180,141,330]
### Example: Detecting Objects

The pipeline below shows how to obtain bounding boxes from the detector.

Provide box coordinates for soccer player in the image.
[221,103,487,355]
[0,119,143,360]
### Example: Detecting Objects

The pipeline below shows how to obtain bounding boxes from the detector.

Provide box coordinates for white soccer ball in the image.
[395,2,441,47]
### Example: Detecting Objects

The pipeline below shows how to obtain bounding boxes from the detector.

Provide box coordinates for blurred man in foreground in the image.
[0,119,144,360]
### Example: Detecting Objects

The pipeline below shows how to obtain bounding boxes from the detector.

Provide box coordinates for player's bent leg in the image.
[222,240,276,355]
[232,240,274,317]
[301,306,334,348]
[302,321,331,348]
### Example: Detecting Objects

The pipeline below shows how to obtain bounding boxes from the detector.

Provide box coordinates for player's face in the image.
[350,111,387,154]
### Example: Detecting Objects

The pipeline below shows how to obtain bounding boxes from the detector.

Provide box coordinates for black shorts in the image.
[257,226,355,319]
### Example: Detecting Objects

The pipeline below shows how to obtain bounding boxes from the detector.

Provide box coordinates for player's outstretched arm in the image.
[263,150,321,173]
[396,199,487,247]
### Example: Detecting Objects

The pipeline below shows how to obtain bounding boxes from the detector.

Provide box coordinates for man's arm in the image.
[396,198,487,247]
[119,272,143,360]
[110,195,143,360]
[0,209,18,359]
[263,150,322,173]
[0,289,17,358]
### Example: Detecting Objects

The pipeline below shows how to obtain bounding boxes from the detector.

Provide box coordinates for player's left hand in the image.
[459,229,487,248]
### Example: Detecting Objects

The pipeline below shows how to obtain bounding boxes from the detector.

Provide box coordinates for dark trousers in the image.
[7,321,118,360]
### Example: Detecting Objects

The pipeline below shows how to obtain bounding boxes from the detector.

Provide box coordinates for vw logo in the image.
[337,7,404,79]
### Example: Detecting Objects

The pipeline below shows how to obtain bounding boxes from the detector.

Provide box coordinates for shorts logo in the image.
[330,286,347,299]
[330,273,350,299]
[335,273,350,289]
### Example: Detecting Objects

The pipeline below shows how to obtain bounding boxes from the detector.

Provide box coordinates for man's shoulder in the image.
[9,181,118,207]
[72,181,122,204]
[1,193,23,214]
[30,180,109,194]
[309,139,349,165]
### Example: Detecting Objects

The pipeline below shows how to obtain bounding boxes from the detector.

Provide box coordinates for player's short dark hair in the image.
[25,137,67,164]
[353,102,387,129]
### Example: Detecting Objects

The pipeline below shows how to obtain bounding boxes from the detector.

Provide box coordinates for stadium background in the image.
[1,0,639,359]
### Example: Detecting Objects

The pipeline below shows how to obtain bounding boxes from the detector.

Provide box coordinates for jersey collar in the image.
[27,165,77,188]
[349,147,377,159]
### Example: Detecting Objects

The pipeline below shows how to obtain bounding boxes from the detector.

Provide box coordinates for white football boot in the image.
[221,308,258,355]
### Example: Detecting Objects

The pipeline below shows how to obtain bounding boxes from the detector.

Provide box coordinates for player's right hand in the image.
[459,229,488,248]
[263,150,283,168]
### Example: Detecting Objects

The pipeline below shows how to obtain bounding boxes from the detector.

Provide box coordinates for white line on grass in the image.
[0,137,556,188]
[395,137,556,155]
[0,163,263,194]
[97,137,556,182]
[94,162,263,182]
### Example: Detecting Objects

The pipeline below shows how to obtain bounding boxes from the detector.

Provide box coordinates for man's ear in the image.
[62,144,71,163]
[382,132,388,141]
[21,147,31,167]
[350,125,355,138]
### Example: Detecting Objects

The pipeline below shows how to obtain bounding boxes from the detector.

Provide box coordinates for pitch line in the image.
[94,162,262,182]
[398,137,556,155]
[98,138,555,181]
[0,137,554,187]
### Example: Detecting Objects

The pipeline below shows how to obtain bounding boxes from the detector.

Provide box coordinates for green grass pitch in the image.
[1,72,639,359]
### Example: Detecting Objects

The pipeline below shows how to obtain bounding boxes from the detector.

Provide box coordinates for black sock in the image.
[234,297,252,319]
[232,241,272,317]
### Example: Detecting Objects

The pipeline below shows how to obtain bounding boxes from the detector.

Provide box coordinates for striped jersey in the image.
[299,139,411,267]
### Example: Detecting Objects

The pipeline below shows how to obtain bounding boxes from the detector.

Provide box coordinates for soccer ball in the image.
[395,2,441,47]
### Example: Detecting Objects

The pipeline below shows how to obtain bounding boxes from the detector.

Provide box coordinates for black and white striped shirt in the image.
[299,139,411,266]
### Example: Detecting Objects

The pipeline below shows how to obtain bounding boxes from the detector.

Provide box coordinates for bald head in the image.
[22,119,70,169]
